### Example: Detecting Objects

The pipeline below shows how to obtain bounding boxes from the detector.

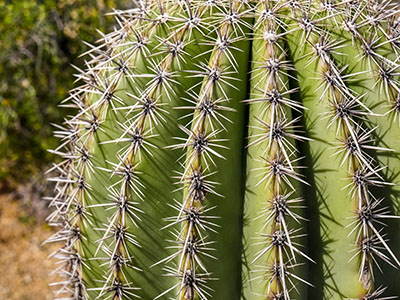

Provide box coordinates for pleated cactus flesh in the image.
[46,0,400,299]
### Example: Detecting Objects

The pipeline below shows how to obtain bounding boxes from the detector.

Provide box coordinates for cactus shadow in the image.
[287,42,355,298]
[300,133,346,300]
[292,89,345,300]
[367,126,400,297]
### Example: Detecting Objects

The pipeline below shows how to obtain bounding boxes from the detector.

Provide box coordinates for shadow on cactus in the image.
[45,1,400,299]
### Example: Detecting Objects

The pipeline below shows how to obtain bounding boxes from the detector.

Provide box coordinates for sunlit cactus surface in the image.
[46,0,400,299]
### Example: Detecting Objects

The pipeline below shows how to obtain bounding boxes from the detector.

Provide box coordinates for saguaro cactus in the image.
[47,1,400,299]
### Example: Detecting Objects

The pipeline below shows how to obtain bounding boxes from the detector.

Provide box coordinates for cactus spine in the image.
[47,1,400,300]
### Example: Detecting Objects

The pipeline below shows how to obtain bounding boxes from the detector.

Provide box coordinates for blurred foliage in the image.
[0,0,133,184]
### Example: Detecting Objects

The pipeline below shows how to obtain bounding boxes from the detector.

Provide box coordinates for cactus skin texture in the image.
[46,1,400,300]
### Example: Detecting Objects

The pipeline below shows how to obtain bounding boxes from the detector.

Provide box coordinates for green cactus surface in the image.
[47,1,400,300]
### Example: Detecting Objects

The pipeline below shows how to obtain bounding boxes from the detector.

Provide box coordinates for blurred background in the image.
[0,1,132,299]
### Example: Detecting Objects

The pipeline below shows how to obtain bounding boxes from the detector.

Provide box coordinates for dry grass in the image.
[0,193,58,300]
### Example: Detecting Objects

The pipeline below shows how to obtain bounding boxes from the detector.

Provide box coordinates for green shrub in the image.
[0,0,132,183]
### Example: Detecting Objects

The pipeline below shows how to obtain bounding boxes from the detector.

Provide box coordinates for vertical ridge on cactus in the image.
[242,2,312,299]
[46,1,400,299]
[155,2,252,299]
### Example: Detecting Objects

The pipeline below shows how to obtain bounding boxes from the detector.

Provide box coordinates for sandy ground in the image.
[0,193,58,300]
